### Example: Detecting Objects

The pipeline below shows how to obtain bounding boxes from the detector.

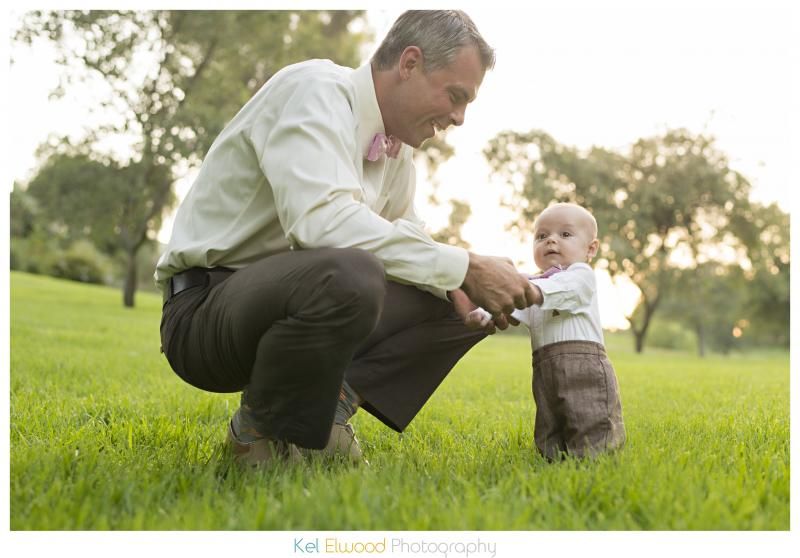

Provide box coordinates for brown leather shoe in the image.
[301,421,367,465]
[227,421,302,466]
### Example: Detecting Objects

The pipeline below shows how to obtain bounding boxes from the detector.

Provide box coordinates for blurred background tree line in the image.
[9,10,789,355]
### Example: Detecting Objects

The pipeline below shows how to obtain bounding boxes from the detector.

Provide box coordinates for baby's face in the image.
[532,206,598,271]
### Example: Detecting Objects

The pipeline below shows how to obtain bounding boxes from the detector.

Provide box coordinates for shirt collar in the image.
[351,62,387,158]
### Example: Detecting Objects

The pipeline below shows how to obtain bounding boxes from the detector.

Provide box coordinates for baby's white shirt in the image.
[510,262,605,351]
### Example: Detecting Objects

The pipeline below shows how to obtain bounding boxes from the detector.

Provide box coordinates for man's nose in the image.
[449,105,466,127]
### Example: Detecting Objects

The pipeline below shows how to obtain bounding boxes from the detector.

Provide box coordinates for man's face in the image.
[389,45,485,148]
[532,206,598,271]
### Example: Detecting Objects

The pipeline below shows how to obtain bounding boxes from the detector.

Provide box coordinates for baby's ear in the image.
[587,238,600,261]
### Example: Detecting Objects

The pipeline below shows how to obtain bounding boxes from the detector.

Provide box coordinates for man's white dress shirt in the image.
[155,60,469,299]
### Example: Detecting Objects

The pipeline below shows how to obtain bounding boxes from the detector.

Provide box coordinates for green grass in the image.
[9,271,789,530]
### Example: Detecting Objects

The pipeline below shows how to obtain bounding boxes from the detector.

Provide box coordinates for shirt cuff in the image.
[531,277,579,312]
[511,307,530,327]
[432,243,470,292]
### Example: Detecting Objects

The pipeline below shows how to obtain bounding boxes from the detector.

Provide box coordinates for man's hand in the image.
[461,253,541,317]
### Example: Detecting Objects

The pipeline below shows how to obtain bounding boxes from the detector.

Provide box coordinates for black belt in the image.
[163,267,234,304]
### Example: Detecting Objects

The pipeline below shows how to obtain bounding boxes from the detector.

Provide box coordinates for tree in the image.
[11,173,116,283]
[10,183,40,239]
[484,128,754,352]
[430,200,472,249]
[9,184,53,274]
[659,263,748,356]
[24,153,141,254]
[416,133,456,205]
[13,10,368,307]
[413,131,467,250]
[729,202,790,347]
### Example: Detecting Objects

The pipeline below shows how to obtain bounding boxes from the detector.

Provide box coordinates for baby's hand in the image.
[466,308,493,330]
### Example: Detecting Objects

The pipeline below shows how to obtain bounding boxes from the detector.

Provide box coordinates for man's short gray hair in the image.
[371,10,495,73]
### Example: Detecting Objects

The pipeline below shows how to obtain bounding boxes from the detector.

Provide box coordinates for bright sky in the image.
[5,1,799,329]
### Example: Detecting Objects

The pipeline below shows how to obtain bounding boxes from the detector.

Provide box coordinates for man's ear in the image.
[587,238,600,261]
[398,46,423,80]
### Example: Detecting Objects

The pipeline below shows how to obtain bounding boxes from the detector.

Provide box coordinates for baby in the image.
[470,203,625,459]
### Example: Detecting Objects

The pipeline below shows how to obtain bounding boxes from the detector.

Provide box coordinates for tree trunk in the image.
[634,330,646,353]
[123,248,137,308]
[695,323,706,357]
[631,303,657,353]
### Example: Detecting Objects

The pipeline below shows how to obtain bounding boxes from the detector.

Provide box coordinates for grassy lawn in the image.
[9,271,789,530]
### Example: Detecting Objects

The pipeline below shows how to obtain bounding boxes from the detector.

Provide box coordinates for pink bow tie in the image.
[366,133,402,161]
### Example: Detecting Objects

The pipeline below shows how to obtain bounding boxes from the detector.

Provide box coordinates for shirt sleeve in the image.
[373,149,467,302]
[247,74,469,293]
[531,263,595,314]
[511,307,531,329]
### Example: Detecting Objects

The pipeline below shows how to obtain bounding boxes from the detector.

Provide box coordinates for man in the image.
[156,10,535,466]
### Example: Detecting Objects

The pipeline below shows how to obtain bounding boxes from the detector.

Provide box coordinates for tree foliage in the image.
[484,128,778,352]
[659,263,749,355]
[13,10,368,306]
[24,153,160,254]
[729,202,790,346]
[430,199,472,249]
[417,133,456,205]
[10,184,40,239]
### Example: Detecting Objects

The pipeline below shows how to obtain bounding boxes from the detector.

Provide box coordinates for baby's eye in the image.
[561,231,572,238]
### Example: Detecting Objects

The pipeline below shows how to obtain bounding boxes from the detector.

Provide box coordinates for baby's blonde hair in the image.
[534,202,598,238]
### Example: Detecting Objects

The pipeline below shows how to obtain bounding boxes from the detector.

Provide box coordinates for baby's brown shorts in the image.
[532,340,626,459]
